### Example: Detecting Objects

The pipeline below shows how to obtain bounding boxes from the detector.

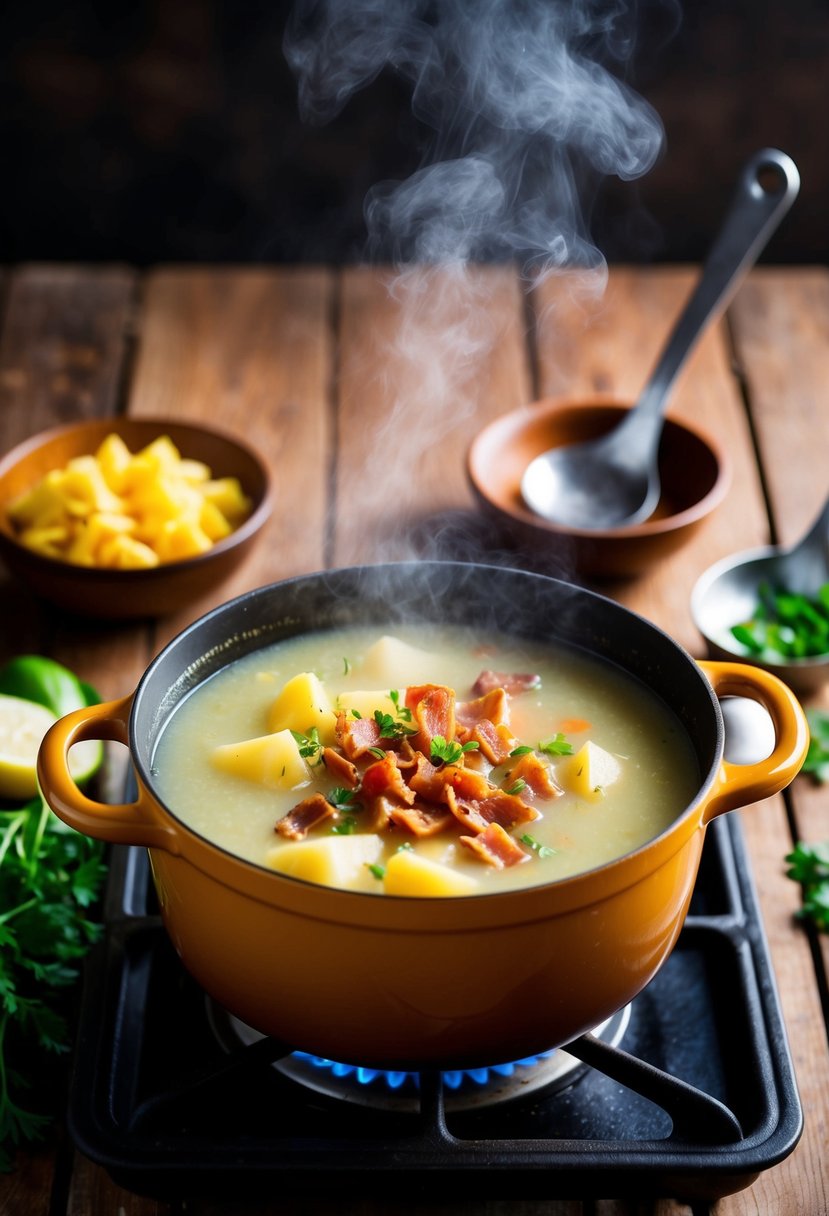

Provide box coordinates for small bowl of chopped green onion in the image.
[692,547,829,692]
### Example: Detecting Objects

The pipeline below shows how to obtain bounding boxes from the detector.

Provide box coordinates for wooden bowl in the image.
[0,418,272,619]
[467,397,730,578]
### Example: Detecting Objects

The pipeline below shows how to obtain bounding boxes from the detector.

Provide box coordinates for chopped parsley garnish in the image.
[327,788,361,811]
[290,727,324,765]
[539,733,573,757]
[509,745,534,757]
[331,816,357,835]
[368,746,387,760]
[731,579,829,661]
[505,778,527,796]
[388,690,413,722]
[366,862,386,880]
[786,841,829,930]
[520,833,557,860]
[373,708,417,741]
[430,736,480,765]
[343,657,352,675]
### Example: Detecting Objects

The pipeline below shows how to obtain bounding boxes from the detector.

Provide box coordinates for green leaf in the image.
[538,733,573,757]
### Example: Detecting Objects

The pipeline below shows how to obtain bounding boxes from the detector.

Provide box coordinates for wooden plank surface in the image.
[0,264,827,1216]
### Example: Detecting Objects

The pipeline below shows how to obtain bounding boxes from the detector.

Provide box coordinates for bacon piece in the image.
[322,746,359,788]
[472,670,541,697]
[389,800,454,837]
[464,719,517,766]
[442,764,496,801]
[405,684,456,755]
[335,709,385,761]
[459,822,528,868]
[406,752,446,802]
[360,795,396,833]
[506,752,562,800]
[360,752,416,805]
[457,688,510,728]
[444,783,539,835]
[275,793,335,840]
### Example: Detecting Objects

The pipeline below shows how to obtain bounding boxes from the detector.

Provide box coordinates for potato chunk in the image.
[267,672,337,741]
[362,636,433,686]
[212,728,310,789]
[557,741,621,801]
[335,689,401,721]
[383,848,479,896]
[265,833,382,886]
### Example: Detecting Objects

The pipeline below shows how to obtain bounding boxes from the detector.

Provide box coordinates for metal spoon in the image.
[521,149,800,530]
[692,492,829,691]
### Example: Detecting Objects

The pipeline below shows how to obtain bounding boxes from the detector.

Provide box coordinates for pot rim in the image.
[127,560,725,923]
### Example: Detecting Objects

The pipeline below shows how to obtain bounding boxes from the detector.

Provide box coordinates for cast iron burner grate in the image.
[67,815,802,1203]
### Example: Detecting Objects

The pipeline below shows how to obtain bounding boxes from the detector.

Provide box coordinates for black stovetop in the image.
[67,813,801,1203]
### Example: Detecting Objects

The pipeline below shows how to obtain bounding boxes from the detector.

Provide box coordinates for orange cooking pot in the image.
[37,562,808,1070]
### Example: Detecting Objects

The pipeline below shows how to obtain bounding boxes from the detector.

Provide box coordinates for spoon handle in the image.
[631,149,800,432]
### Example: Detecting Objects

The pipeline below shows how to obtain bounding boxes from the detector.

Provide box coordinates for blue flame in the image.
[293,1051,555,1091]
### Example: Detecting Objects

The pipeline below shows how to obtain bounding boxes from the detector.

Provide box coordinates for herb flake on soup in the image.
[152,626,700,896]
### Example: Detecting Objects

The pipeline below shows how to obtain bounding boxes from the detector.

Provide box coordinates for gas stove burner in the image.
[209,1003,631,1112]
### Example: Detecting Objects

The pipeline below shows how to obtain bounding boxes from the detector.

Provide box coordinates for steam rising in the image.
[283,0,665,567]
[284,0,662,273]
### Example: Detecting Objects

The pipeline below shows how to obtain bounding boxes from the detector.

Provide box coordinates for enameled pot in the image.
[37,562,808,1069]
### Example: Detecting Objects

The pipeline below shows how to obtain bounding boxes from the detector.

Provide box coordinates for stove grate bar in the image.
[564,1032,743,1144]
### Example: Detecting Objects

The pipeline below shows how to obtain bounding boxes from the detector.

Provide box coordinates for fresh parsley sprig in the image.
[430,736,480,766]
[786,841,829,931]
[0,795,107,1169]
[290,727,325,766]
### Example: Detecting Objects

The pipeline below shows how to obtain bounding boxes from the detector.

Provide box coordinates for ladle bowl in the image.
[692,495,829,692]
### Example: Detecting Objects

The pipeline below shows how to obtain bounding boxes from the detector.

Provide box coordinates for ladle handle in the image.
[628,149,800,440]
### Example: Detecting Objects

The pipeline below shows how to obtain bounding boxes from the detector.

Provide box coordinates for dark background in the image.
[1,0,827,266]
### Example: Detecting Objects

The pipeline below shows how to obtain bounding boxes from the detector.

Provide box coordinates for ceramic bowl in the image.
[0,417,271,619]
[467,397,730,578]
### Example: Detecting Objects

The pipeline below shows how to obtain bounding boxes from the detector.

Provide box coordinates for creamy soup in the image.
[152,624,700,896]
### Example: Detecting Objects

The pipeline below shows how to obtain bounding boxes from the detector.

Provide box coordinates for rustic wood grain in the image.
[530,267,769,656]
[726,267,829,1216]
[0,264,137,673]
[124,266,335,651]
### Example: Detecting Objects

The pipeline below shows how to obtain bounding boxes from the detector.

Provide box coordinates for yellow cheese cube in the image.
[265,834,382,887]
[212,727,310,789]
[557,741,621,801]
[383,849,479,896]
[201,478,251,524]
[17,524,72,559]
[154,517,213,561]
[60,456,125,515]
[267,672,337,741]
[7,470,69,528]
[95,433,133,493]
[198,498,234,542]
[177,458,211,485]
[103,534,160,569]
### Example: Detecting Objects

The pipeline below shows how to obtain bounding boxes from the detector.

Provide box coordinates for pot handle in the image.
[699,660,809,821]
[37,695,180,853]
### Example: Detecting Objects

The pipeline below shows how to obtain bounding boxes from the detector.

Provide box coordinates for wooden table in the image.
[1,263,827,1216]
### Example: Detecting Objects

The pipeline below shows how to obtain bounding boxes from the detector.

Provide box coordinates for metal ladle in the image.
[521,149,800,530]
[692,493,829,692]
